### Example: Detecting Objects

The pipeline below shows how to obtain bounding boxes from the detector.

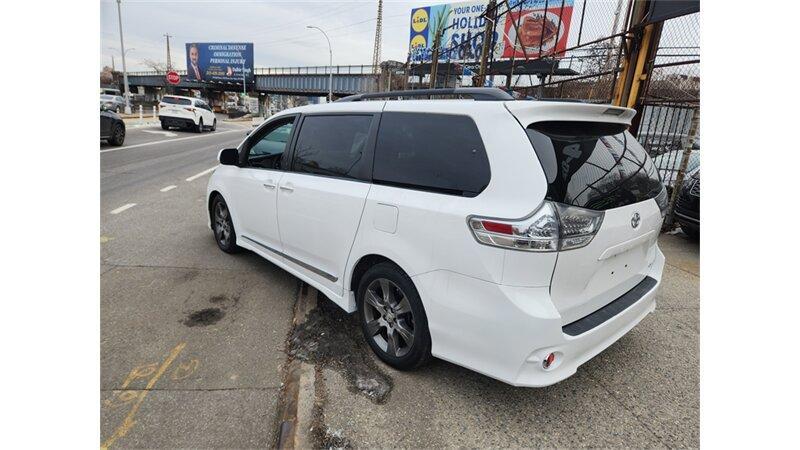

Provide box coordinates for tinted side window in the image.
[246,118,296,170]
[373,112,490,196]
[292,115,373,180]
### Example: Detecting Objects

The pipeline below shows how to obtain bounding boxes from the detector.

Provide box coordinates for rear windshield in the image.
[161,96,192,106]
[526,121,663,211]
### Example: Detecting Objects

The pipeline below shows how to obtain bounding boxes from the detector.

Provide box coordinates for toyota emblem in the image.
[631,212,641,229]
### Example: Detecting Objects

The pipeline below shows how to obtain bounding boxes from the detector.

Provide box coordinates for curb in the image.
[276,283,319,449]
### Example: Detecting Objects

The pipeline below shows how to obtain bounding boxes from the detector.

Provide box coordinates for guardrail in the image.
[126,65,380,77]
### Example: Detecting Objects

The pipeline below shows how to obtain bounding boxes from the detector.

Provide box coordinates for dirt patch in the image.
[182,293,240,327]
[287,292,393,404]
[183,307,225,327]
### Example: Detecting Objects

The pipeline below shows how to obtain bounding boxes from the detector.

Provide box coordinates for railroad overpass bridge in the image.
[126,65,382,98]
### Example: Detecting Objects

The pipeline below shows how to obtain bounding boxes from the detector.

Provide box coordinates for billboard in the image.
[409,0,574,63]
[185,42,254,83]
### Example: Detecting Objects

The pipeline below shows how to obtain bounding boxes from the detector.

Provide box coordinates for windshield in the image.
[100,95,114,101]
[526,121,664,211]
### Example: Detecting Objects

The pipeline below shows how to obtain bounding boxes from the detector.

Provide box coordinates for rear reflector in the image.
[543,352,556,369]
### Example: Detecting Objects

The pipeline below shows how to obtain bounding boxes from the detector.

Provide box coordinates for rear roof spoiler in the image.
[335,87,514,103]
[505,101,637,126]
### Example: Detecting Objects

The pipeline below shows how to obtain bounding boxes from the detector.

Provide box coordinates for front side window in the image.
[526,121,663,210]
[246,118,296,170]
[292,115,373,180]
[373,112,490,197]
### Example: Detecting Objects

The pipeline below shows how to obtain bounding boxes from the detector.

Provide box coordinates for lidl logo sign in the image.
[411,8,429,33]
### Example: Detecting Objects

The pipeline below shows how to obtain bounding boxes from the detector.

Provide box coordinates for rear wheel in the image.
[161,121,169,130]
[108,123,125,146]
[211,196,240,253]
[357,262,432,370]
[196,118,204,133]
[210,119,217,131]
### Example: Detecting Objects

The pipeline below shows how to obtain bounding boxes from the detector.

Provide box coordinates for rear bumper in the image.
[159,115,197,127]
[413,246,665,387]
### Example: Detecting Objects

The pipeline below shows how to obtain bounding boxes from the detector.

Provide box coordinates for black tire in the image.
[357,262,432,370]
[210,119,217,131]
[108,123,125,146]
[211,196,241,254]
[682,224,700,240]
[161,121,169,130]
[196,118,204,133]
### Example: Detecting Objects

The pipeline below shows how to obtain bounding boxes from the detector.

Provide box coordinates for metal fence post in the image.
[664,106,700,227]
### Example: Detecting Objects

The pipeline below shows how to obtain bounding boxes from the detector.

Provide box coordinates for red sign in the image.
[166,71,180,85]
[501,3,574,59]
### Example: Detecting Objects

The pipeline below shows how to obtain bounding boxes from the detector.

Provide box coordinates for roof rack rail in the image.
[335,87,514,103]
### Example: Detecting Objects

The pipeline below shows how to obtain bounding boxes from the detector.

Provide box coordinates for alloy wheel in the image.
[214,201,232,247]
[363,278,415,358]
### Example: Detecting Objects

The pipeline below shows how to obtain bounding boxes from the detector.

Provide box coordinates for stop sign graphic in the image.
[166,70,180,85]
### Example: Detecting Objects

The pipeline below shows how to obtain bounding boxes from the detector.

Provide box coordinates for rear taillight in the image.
[655,187,669,218]
[468,201,604,252]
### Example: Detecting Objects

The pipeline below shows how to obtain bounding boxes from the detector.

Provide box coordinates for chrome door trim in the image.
[241,235,338,283]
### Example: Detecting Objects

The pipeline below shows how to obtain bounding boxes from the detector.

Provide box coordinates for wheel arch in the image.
[347,253,414,299]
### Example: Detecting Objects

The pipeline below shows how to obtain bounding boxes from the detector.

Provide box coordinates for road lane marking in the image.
[142,129,178,137]
[110,203,137,215]
[186,166,218,182]
[160,185,177,192]
[100,129,242,154]
[101,342,187,449]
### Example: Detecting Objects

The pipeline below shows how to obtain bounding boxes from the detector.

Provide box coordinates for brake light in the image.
[468,201,604,252]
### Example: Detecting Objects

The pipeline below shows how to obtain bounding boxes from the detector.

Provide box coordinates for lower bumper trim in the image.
[562,276,658,336]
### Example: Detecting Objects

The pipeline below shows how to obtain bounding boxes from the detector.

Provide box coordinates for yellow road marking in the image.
[101,342,186,449]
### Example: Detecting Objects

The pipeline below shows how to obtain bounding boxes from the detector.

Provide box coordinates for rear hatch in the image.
[505,101,666,325]
[159,96,195,119]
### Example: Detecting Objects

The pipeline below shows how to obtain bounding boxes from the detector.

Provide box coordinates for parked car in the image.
[205,88,668,387]
[100,107,125,146]
[674,169,700,239]
[100,94,126,113]
[158,95,217,132]
[652,145,700,191]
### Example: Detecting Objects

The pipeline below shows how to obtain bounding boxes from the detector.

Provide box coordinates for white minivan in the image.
[158,95,217,132]
[206,88,668,387]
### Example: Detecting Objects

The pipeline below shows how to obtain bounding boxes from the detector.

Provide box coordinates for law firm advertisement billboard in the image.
[185,42,254,83]
[409,0,574,63]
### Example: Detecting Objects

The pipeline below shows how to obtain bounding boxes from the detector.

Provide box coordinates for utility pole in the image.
[164,33,173,70]
[111,54,115,72]
[116,0,131,114]
[371,0,383,75]
[476,0,496,88]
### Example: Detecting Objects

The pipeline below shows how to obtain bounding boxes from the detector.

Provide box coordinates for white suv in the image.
[158,95,217,132]
[206,88,668,387]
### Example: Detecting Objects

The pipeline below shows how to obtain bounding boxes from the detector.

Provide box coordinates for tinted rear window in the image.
[161,96,192,106]
[373,112,490,197]
[526,121,663,210]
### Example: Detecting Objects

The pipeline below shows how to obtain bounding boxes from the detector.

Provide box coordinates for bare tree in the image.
[100,66,114,85]
[142,58,169,73]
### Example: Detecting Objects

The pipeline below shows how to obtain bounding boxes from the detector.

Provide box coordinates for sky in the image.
[100,0,455,72]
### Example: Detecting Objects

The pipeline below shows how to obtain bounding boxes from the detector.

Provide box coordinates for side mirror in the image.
[218,148,239,166]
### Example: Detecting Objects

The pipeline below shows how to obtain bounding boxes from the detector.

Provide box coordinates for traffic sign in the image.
[166,71,180,85]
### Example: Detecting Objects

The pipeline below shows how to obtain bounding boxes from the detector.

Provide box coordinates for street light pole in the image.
[116,0,131,114]
[307,26,333,102]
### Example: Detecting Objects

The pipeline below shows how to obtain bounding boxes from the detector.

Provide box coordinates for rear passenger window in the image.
[292,115,374,180]
[373,112,490,196]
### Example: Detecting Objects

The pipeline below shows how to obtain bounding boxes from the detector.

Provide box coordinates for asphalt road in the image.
[100,123,699,447]
[100,122,298,448]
